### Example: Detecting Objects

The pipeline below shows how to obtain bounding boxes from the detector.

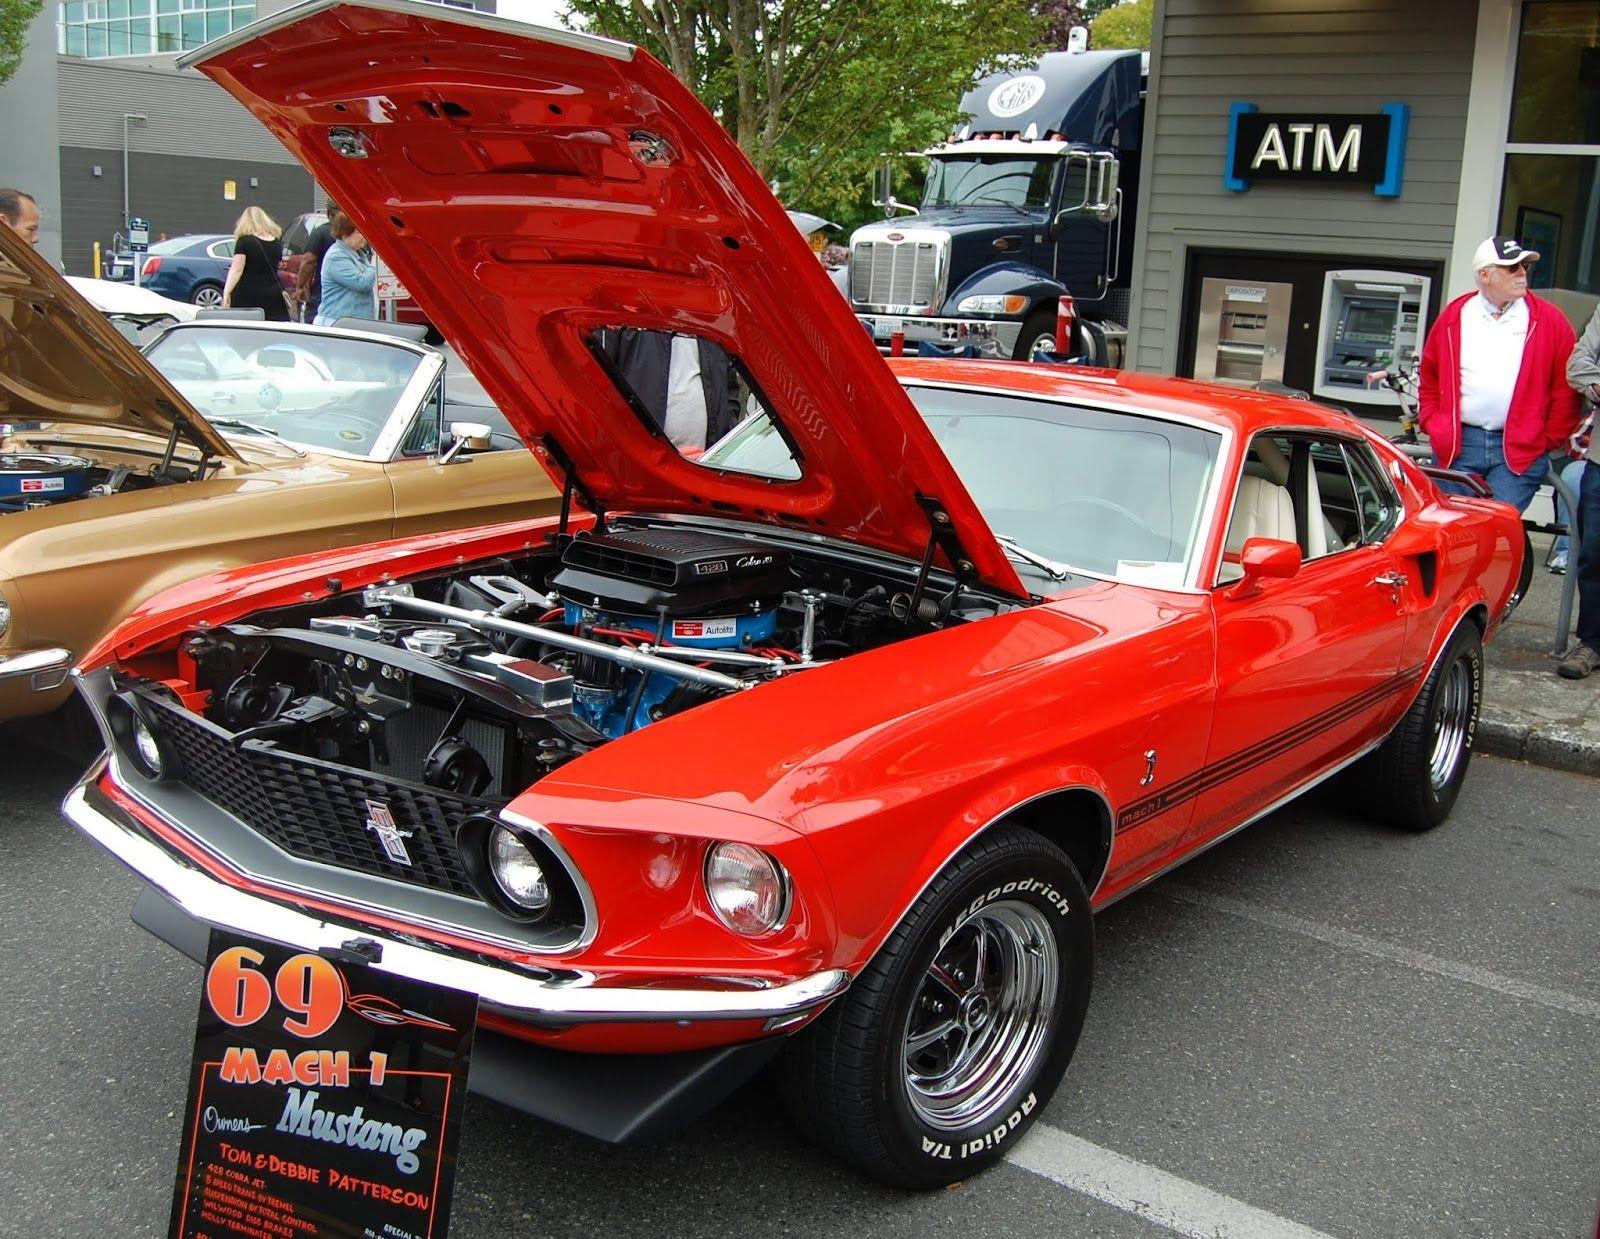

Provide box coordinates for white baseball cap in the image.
[1473,235,1540,268]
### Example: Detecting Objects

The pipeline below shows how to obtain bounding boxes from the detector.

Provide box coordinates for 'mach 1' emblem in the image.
[364,799,414,866]
[1225,103,1409,198]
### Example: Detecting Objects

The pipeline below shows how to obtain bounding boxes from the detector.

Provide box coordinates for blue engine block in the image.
[564,604,779,737]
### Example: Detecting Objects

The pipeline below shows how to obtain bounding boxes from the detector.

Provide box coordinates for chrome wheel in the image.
[192,285,223,307]
[1429,656,1474,791]
[1024,330,1058,361]
[902,900,1059,1131]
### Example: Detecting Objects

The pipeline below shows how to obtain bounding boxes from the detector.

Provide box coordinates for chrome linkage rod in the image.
[369,589,755,693]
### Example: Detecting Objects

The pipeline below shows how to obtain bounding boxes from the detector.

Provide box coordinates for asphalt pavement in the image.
[4,735,1597,1238]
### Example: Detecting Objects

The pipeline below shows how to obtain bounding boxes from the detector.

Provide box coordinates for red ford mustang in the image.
[65,0,1528,1188]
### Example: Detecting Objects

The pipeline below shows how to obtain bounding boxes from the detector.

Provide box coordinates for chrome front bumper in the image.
[854,313,1020,356]
[63,760,851,1029]
[0,647,72,689]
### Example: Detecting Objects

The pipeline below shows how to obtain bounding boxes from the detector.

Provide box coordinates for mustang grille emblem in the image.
[363,799,414,866]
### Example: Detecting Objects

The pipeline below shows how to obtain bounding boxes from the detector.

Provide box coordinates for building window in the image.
[59,0,253,55]
[1501,1,1600,296]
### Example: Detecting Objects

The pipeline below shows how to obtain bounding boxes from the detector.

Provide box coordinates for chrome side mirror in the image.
[439,420,492,465]
[871,157,919,218]
[1054,153,1122,226]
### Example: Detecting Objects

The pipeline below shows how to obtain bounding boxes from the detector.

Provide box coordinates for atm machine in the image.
[1313,269,1431,407]
[1192,278,1294,387]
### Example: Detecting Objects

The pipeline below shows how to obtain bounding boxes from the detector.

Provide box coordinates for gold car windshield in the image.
[143,325,426,457]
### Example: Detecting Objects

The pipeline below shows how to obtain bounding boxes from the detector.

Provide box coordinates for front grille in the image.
[851,239,940,310]
[149,696,495,898]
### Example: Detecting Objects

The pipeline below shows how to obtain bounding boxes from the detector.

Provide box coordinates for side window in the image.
[1307,442,1358,556]
[1218,432,1359,584]
[1343,441,1403,543]
[399,381,443,457]
[208,239,235,259]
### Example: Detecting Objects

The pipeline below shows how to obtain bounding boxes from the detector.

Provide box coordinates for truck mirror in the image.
[871,161,893,212]
[1054,154,1122,226]
[1094,159,1122,222]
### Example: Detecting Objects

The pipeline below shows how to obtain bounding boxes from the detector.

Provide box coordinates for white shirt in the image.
[662,334,708,450]
[1458,292,1528,431]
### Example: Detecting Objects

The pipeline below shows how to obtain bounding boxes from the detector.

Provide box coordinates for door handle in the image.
[1373,570,1408,602]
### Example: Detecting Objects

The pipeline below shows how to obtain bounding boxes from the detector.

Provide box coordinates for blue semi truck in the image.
[848,44,1145,366]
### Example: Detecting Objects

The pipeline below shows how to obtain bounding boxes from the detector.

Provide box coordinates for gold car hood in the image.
[0,227,240,460]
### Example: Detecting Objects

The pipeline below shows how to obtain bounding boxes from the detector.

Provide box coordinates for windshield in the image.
[700,385,1222,588]
[923,156,1058,209]
[144,326,426,456]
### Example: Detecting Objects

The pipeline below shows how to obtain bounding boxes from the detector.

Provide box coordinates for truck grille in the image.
[851,238,942,310]
[148,695,493,899]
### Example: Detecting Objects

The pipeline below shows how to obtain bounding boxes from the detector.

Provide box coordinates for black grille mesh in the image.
[148,697,495,898]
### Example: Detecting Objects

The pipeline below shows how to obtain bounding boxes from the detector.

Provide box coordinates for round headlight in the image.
[705,842,788,936]
[106,690,171,781]
[132,714,163,775]
[488,824,551,914]
[0,596,11,640]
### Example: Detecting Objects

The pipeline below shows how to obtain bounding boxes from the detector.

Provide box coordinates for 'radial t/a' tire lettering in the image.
[777,826,1093,1188]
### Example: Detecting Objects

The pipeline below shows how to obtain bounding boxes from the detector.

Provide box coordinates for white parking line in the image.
[1163,885,1600,1020]
[1007,1123,1335,1238]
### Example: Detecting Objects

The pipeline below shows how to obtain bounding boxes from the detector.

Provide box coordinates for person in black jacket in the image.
[598,328,743,451]
[296,206,340,324]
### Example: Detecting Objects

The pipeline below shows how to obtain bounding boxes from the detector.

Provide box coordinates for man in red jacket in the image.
[1418,236,1580,511]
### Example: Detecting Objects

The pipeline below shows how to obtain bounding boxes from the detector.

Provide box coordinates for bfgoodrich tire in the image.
[777,827,1092,1188]
[1350,621,1484,831]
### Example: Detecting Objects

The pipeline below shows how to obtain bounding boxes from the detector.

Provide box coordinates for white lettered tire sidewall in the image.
[873,836,1093,1184]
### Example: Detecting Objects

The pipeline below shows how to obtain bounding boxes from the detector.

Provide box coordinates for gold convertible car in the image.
[0,224,559,724]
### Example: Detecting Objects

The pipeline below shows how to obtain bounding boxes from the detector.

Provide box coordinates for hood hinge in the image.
[908,492,975,619]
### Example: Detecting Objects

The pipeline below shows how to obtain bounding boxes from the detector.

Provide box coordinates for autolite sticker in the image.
[672,618,737,640]
[20,477,65,492]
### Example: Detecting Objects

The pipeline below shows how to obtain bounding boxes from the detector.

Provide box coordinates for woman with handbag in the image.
[222,206,290,321]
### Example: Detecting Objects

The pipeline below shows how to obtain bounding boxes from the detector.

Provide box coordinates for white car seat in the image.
[1219,475,1296,583]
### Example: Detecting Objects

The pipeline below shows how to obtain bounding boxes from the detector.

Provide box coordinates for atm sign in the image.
[1225,103,1409,198]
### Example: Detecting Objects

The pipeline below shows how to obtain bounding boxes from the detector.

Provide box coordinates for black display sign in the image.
[1229,112,1393,186]
[170,932,477,1239]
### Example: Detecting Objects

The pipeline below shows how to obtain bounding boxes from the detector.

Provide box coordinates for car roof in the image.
[887,359,1377,442]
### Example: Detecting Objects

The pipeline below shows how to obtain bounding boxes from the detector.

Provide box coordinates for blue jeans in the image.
[1553,458,1587,557]
[1444,425,1549,512]
[1576,463,1600,651]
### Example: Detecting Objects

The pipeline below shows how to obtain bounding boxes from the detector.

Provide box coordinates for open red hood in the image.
[185,0,1022,596]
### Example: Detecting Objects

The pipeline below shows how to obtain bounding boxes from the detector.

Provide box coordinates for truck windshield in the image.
[923,156,1058,209]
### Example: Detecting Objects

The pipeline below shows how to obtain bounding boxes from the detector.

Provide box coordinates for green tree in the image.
[1089,0,1151,51]
[1034,0,1121,49]
[0,0,42,86]
[567,0,1046,228]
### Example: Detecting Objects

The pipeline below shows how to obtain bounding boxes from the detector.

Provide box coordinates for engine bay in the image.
[0,449,190,514]
[164,523,1009,801]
